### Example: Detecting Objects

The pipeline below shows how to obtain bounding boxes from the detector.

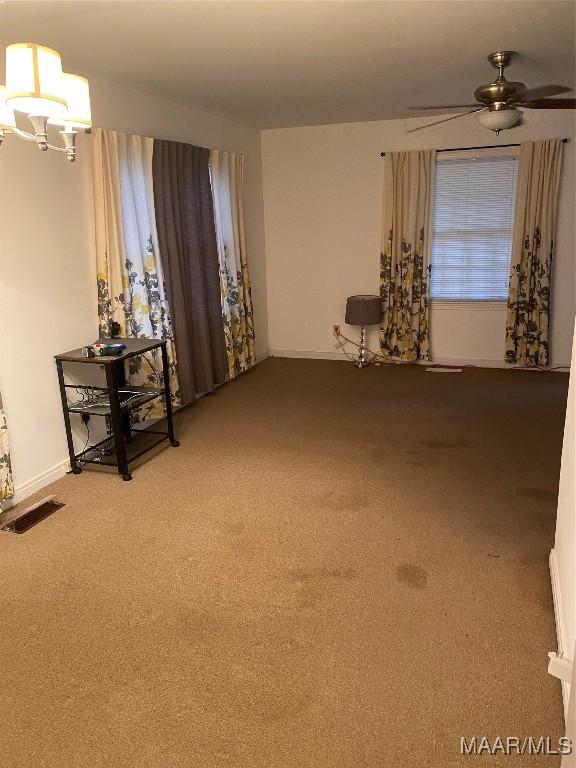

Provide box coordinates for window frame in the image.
[430,145,520,310]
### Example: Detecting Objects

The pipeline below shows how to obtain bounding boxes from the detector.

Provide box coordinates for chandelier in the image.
[0,43,91,162]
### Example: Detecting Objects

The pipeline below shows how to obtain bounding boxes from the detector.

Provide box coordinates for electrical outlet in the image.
[333,324,341,336]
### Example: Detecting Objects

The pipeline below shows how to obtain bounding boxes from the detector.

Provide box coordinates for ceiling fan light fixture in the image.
[410,49,574,133]
[476,107,521,134]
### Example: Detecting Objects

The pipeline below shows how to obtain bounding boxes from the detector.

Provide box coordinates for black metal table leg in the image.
[56,360,81,474]
[112,359,132,443]
[105,365,131,480]
[160,342,179,447]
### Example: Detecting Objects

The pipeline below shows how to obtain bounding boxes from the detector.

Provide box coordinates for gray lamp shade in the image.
[345,295,382,326]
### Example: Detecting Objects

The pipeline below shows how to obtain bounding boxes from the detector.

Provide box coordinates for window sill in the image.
[430,300,508,311]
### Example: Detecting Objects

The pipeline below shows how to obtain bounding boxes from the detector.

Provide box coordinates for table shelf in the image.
[67,386,164,417]
[55,338,179,481]
[76,427,170,467]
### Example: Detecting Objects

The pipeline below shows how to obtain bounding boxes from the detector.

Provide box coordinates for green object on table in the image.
[99,343,126,356]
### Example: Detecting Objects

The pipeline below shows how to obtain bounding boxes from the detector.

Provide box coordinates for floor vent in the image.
[0,496,65,534]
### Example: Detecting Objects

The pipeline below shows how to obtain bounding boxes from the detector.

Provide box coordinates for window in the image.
[430,153,519,302]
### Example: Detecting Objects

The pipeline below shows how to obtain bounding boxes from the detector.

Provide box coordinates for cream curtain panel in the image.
[210,150,256,379]
[0,390,14,507]
[505,139,563,367]
[92,128,181,414]
[380,150,435,361]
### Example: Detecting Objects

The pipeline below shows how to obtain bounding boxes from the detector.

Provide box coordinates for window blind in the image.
[430,155,519,301]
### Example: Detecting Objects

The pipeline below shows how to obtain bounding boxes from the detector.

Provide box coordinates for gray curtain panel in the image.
[152,140,228,404]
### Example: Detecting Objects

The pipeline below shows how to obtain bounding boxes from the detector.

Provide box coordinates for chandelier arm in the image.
[11,127,37,142]
[9,124,77,160]
[12,126,66,152]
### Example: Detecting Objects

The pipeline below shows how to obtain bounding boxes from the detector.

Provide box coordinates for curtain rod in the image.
[379,138,568,157]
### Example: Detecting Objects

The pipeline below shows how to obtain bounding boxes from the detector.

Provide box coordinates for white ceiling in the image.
[0,1,574,129]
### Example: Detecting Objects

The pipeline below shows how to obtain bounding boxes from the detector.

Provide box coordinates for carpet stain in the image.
[516,487,557,502]
[306,491,369,512]
[245,690,312,724]
[290,566,358,609]
[291,566,358,583]
[420,438,467,450]
[396,563,428,590]
[223,521,246,536]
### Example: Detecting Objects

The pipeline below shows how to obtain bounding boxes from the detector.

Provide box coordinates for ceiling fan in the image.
[409,51,575,134]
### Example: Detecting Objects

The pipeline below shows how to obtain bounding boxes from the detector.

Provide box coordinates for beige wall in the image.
[552,317,576,718]
[261,111,575,367]
[0,76,267,501]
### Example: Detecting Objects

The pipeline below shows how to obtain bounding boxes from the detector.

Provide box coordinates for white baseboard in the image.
[549,548,572,718]
[269,349,570,371]
[428,356,568,370]
[431,355,570,370]
[270,348,350,361]
[10,458,69,508]
[426,356,507,368]
[255,350,270,363]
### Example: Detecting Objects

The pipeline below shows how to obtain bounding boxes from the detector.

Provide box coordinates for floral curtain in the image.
[210,150,256,379]
[380,150,435,361]
[0,389,14,508]
[505,139,563,367]
[92,128,181,416]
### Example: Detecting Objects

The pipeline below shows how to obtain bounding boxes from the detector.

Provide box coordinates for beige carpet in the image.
[0,358,568,767]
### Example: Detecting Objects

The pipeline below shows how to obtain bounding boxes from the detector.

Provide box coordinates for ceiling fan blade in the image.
[517,98,576,109]
[409,104,480,111]
[407,108,485,133]
[517,85,572,101]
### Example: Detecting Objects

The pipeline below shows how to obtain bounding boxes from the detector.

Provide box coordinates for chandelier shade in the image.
[5,43,68,118]
[49,73,92,128]
[1,42,91,160]
[0,86,17,129]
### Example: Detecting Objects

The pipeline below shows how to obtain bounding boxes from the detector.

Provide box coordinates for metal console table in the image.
[55,338,179,481]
